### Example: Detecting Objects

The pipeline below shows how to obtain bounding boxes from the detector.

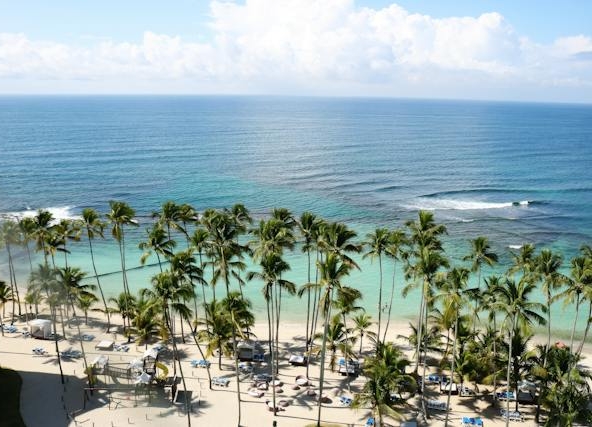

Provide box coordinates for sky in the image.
[1,0,592,102]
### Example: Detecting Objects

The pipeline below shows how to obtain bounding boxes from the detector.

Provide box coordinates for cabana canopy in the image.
[29,319,52,339]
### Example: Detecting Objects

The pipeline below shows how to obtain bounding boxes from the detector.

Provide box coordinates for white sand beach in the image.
[2,307,590,427]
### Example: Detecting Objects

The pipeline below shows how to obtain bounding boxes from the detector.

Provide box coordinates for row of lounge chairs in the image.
[496,391,516,401]
[61,349,82,359]
[2,324,18,333]
[500,409,524,422]
[113,343,130,352]
[339,396,353,407]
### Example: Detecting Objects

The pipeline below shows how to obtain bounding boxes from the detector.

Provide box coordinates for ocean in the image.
[1,95,592,334]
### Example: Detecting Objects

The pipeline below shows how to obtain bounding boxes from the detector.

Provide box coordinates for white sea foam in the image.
[0,206,81,222]
[406,198,530,211]
[508,244,523,250]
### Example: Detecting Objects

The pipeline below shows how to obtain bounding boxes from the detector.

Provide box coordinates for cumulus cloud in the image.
[0,0,591,100]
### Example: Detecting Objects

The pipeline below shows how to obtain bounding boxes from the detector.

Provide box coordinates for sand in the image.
[1,306,591,427]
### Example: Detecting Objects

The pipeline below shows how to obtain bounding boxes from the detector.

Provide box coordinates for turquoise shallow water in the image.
[1,96,592,332]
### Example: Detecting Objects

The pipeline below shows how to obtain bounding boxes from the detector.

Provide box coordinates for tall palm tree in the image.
[147,271,193,427]
[81,208,111,329]
[363,228,390,344]
[221,291,254,427]
[558,257,591,350]
[247,252,294,414]
[28,264,64,383]
[494,277,546,427]
[434,267,469,427]
[53,219,81,267]
[106,201,138,339]
[315,252,352,427]
[463,236,498,331]
[483,275,504,397]
[0,220,23,318]
[109,292,137,333]
[196,300,233,369]
[153,201,183,240]
[298,211,322,367]
[535,249,565,358]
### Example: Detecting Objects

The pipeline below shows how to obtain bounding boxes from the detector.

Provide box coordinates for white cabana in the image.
[237,340,263,361]
[29,319,52,339]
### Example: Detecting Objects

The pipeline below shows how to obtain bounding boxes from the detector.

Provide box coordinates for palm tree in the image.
[298,211,322,367]
[18,217,36,271]
[314,314,355,372]
[106,201,138,339]
[109,292,137,333]
[131,292,161,348]
[53,219,81,267]
[0,280,13,336]
[494,277,546,427]
[247,252,294,413]
[352,313,375,356]
[153,201,183,239]
[483,275,504,397]
[221,291,254,427]
[139,223,176,271]
[463,236,498,331]
[434,267,469,427]
[28,264,64,383]
[77,293,98,325]
[353,342,414,427]
[31,209,54,266]
[315,252,352,427]
[509,243,536,276]
[147,271,193,427]
[196,300,233,369]
[0,220,23,318]
[536,345,592,426]
[556,255,592,352]
[81,208,111,329]
[169,249,205,337]
[535,249,565,357]
[363,228,390,344]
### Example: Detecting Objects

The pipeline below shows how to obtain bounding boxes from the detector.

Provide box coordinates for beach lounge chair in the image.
[462,417,483,426]
[426,373,441,383]
[212,377,230,387]
[253,353,265,362]
[288,353,307,366]
[248,388,264,398]
[426,399,447,411]
[365,417,375,426]
[339,396,353,406]
[295,375,309,386]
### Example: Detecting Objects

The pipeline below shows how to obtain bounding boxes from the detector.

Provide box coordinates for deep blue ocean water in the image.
[1,96,592,332]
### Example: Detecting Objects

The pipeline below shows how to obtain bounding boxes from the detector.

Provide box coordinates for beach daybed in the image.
[288,353,307,366]
[500,409,524,422]
[95,340,114,350]
[426,399,447,411]
[212,377,230,387]
[295,375,309,386]
[462,416,484,426]
[190,359,210,368]
[32,347,47,356]
[339,396,353,406]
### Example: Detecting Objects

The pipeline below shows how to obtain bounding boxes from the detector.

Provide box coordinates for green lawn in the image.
[0,367,26,427]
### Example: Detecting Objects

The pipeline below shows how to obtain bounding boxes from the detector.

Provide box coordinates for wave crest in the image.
[0,206,81,222]
[405,198,532,211]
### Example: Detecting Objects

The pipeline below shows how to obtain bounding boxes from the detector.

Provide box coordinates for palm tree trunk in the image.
[70,300,90,381]
[7,244,22,317]
[505,316,516,427]
[316,287,334,427]
[493,316,498,400]
[88,235,110,330]
[186,319,212,390]
[377,255,383,345]
[577,301,592,357]
[570,294,581,350]
[444,309,458,427]
[414,280,426,374]
[269,285,277,417]
[51,305,65,384]
[304,247,312,377]
[383,260,397,344]
[165,308,191,427]
[546,289,552,357]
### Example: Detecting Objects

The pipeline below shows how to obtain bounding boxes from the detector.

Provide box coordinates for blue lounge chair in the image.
[365,418,375,426]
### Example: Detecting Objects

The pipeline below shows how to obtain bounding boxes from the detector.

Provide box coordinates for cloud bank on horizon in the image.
[1,0,592,102]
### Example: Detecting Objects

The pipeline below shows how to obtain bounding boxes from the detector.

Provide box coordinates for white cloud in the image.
[0,0,591,101]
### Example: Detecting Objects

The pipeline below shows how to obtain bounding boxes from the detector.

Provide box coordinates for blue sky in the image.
[1,0,591,102]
